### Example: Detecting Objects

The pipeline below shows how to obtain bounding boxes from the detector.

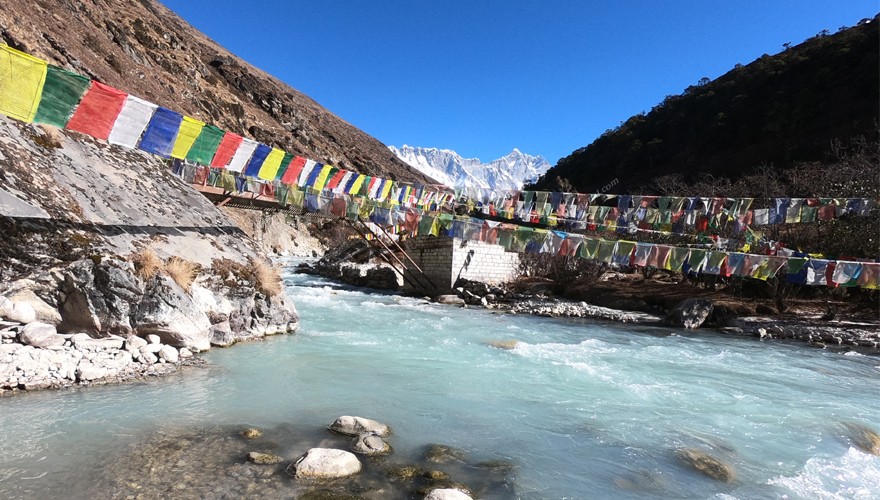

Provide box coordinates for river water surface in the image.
[0,266,878,498]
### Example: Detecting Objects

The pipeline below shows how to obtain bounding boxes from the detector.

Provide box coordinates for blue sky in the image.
[161,1,877,165]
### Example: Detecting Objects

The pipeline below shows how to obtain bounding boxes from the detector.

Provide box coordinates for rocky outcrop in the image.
[287,448,362,479]
[664,298,714,329]
[59,258,143,337]
[134,276,212,350]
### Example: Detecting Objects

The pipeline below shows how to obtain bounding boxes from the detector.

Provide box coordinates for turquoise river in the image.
[0,264,878,499]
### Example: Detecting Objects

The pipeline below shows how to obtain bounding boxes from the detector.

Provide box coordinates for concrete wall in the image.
[404,236,520,292]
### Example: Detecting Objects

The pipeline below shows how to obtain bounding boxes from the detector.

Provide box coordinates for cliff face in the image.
[0,0,431,183]
[534,18,879,193]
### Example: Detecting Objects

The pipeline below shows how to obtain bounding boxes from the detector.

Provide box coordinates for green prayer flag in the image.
[275,152,294,180]
[33,65,90,127]
[186,124,224,165]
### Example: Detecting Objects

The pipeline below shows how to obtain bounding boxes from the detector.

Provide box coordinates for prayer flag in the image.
[303,162,323,187]
[210,132,243,168]
[274,152,294,180]
[297,159,318,186]
[257,147,286,180]
[65,81,127,140]
[186,124,225,165]
[243,143,272,177]
[170,116,205,159]
[138,107,183,157]
[281,156,307,185]
[33,65,90,127]
[0,46,48,122]
[108,95,157,148]
[226,138,258,173]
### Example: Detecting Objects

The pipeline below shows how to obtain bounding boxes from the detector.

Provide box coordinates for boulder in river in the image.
[424,488,473,500]
[843,422,880,456]
[675,447,736,483]
[329,416,391,437]
[664,298,714,329]
[351,434,392,456]
[287,448,362,479]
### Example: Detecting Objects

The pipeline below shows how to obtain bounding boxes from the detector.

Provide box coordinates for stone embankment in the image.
[1,255,298,394]
[447,278,880,351]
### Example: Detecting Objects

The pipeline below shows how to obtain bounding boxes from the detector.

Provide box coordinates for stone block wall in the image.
[404,236,520,293]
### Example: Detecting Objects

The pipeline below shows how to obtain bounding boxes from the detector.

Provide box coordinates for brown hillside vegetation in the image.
[0,0,432,183]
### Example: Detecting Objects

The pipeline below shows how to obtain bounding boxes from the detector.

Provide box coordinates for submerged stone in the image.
[351,434,392,456]
[424,444,466,464]
[485,339,519,350]
[247,451,283,465]
[241,428,263,439]
[424,488,473,500]
[843,422,880,456]
[675,448,736,483]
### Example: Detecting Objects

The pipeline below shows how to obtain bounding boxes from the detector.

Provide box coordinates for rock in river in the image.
[287,448,362,479]
[675,447,736,483]
[329,416,391,437]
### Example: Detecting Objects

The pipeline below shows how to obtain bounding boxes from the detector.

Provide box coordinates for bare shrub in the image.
[164,256,199,292]
[131,247,163,280]
[519,253,606,290]
[250,257,282,297]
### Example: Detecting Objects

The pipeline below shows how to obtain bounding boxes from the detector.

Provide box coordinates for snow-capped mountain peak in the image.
[388,145,551,190]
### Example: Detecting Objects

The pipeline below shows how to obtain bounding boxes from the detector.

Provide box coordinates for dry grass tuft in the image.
[131,247,164,280]
[165,256,199,292]
[32,124,64,149]
[251,257,283,297]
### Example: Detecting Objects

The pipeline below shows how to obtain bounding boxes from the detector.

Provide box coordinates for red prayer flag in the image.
[326,170,347,190]
[65,81,127,140]
[280,156,307,185]
[210,132,243,168]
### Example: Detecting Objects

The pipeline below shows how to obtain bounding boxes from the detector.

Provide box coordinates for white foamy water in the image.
[0,266,878,498]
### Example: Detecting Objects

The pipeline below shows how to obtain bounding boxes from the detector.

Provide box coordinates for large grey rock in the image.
[133,275,211,351]
[351,434,392,456]
[435,295,465,306]
[0,295,12,318]
[286,448,361,479]
[76,361,108,381]
[71,333,125,350]
[6,301,36,324]
[424,489,473,500]
[20,322,65,348]
[664,298,714,329]
[7,289,61,325]
[329,416,391,437]
[158,344,179,363]
[124,335,148,352]
[210,320,235,347]
[58,258,143,337]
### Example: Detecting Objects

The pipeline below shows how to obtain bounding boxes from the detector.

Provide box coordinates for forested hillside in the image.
[534,17,879,194]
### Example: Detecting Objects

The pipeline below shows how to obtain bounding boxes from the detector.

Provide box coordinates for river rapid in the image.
[0,265,878,499]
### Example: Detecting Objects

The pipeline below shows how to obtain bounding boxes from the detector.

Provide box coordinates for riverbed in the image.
[0,266,878,498]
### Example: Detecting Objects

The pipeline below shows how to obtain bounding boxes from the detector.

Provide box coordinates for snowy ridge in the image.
[388,145,552,190]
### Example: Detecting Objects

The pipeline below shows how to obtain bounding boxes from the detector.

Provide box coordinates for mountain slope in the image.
[0,0,431,183]
[389,145,551,190]
[534,17,879,193]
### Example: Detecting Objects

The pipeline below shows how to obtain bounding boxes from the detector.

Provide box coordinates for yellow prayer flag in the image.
[348,174,365,195]
[170,116,205,159]
[380,180,393,201]
[0,46,48,122]
[257,148,286,180]
[313,165,333,190]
